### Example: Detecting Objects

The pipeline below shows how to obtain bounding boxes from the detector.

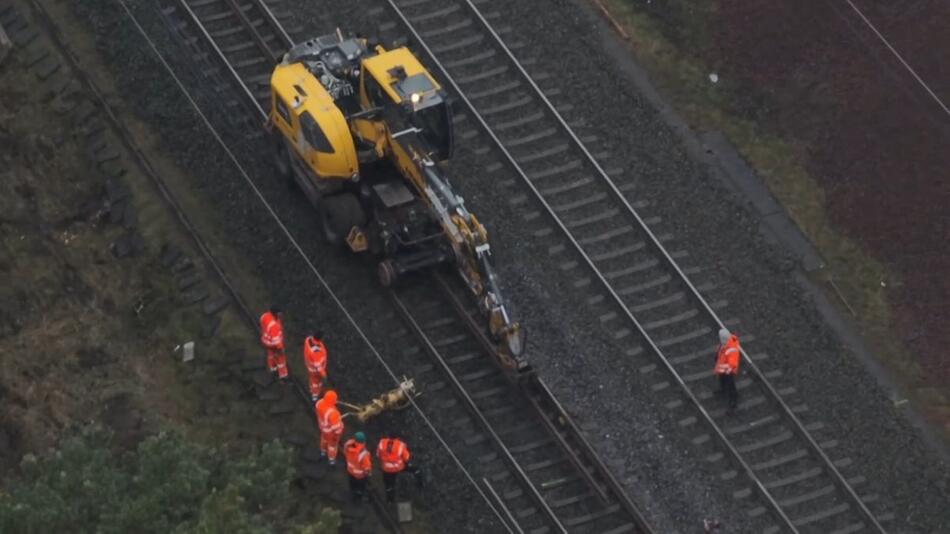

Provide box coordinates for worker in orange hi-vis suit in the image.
[713,328,741,412]
[377,432,421,503]
[315,390,344,464]
[345,431,372,502]
[303,332,328,402]
[259,306,287,380]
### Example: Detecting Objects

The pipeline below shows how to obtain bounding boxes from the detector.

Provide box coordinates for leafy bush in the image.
[0,429,340,534]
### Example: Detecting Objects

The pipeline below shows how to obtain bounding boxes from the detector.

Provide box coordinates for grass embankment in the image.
[0,7,339,531]
[599,0,950,438]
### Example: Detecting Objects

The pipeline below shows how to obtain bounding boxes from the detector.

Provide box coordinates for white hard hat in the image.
[718,328,731,344]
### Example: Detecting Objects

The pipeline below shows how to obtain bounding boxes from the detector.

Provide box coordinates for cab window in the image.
[299,111,335,153]
[412,104,452,161]
[274,95,292,125]
[364,76,389,107]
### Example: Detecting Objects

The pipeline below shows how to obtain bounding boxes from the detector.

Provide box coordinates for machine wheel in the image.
[273,137,293,187]
[319,193,365,245]
[377,259,397,288]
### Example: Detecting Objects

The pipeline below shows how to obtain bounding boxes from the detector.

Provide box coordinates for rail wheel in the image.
[377,259,397,288]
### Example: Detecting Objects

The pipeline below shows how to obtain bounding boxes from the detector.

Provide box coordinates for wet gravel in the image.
[73,0,950,531]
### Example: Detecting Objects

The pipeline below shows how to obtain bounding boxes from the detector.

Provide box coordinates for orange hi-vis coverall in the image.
[303,336,328,401]
[377,438,410,474]
[345,439,372,479]
[260,311,287,379]
[315,391,344,462]
[714,334,741,375]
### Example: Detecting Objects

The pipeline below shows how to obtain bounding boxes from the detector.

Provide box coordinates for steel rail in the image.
[389,289,570,534]
[38,0,521,530]
[381,0,884,531]
[163,2,657,529]
[436,274,609,505]
[222,0,278,61]
[435,274,653,531]
[449,2,886,531]
[171,0,265,118]
[483,478,526,534]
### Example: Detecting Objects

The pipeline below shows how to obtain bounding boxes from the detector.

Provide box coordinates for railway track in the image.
[12,0,404,530]
[369,0,893,532]
[157,0,656,532]
[163,0,293,116]
[390,273,651,533]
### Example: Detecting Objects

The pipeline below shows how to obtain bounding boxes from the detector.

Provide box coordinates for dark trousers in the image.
[349,475,368,502]
[383,466,421,502]
[718,373,738,409]
[383,472,398,503]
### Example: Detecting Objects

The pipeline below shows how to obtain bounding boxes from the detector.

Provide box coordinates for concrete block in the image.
[396,502,412,523]
[182,341,195,362]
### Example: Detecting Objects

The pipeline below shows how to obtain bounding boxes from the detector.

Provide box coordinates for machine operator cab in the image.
[269,33,453,192]
[355,45,454,164]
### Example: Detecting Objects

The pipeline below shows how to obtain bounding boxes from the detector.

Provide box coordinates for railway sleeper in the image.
[507,438,555,455]
[432,333,468,347]
[420,18,472,38]
[445,48,495,68]
[791,502,851,527]
[736,430,794,454]
[432,33,484,54]
[562,503,622,527]
[457,64,510,86]
[408,3,461,22]
[764,467,823,489]
[725,413,780,436]
[602,257,658,280]
[591,240,647,262]
[564,208,621,230]
[502,125,555,146]
[458,367,497,383]
[780,484,835,507]
[480,94,533,117]
[552,192,608,214]
[546,491,594,510]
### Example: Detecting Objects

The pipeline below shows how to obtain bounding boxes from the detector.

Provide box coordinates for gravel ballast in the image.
[71,0,950,531]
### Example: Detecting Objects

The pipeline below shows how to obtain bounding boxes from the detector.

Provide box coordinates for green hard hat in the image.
[354,431,366,443]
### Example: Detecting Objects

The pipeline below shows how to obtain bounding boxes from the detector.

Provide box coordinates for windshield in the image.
[412,104,452,161]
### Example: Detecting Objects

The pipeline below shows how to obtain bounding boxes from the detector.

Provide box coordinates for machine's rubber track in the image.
[372,0,893,532]
[390,274,652,533]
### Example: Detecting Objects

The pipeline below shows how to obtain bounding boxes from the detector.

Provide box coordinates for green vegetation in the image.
[0,429,341,534]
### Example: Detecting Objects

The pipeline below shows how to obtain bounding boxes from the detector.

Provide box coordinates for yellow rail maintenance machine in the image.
[267,31,526,369]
